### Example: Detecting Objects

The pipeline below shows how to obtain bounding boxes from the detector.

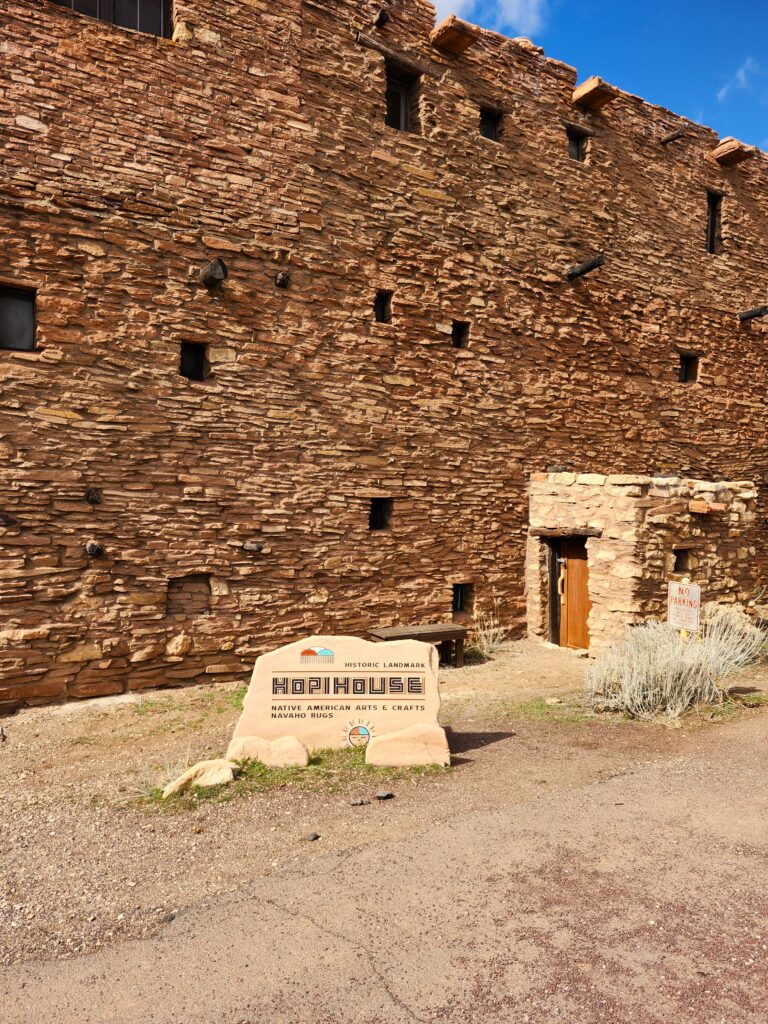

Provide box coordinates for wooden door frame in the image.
[547,539,563,644]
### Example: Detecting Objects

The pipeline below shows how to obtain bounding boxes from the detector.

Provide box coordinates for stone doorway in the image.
[525,472,758,651]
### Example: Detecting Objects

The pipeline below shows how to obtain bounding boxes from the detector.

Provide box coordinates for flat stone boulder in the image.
[162,759,239,799]
[365,724,450,767]
[226,735,308,767]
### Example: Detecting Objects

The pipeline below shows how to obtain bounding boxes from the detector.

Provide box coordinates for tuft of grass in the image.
[142,745,450,810]
[699,691,768,722]
[133,696,174,717]
[741,692,768,708]
[226,684,248,712]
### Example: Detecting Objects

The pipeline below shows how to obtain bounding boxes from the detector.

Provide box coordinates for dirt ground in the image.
[1,638,766,972]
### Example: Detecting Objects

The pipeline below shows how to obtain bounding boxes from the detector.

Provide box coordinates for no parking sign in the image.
[667,581,701,632]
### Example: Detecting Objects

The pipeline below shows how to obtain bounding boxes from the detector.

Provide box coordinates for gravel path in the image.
[3,711,767,1023]
[1,640,764,974]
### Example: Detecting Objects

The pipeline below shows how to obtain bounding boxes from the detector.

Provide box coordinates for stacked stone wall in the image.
[1,0,768,707]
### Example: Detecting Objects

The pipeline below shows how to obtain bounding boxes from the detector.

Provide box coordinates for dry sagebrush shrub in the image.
[471,602,510,660]
[586,604,765,721]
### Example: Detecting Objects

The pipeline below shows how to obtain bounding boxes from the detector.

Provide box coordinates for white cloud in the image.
[496,0,547,35]
[433,0,547,38]
[717,57,761,102]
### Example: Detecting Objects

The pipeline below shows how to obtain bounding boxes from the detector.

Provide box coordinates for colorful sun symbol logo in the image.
[345,721,373,748]
[300,646,334,665]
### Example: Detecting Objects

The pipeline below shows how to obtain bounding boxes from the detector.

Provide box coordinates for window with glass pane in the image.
[47,0,172,38]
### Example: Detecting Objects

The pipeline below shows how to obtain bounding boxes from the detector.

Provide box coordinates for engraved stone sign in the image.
[227,635,450,767]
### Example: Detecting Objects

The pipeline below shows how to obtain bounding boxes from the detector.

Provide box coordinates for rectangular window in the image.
[678,353,700,383]
[179,342,209,381]
[374,290,393,324]
[0,286,36,352]
[47,0,172,38]
[566,124,589,162]
[672,549,692,574]
[451,321,470,349]
[479,107,502,142]
[385,62,421,133]
[706,191,722,254]
[368,497,393,531]
[452,583,474,615]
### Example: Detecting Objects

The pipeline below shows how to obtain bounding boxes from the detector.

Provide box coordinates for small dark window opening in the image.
[452,582,474,615]
[566,124,589,162]
[479,107,502,142]
[451,321,470,349]
[374,290,393,324]
[179,342,210,382]
[672,548,692,574]
[706,191,723,254]
[385,62,421,133]
[678,353,700,383]
[0,286,36,352]
[48,0,173,38]
[368,497,393,531]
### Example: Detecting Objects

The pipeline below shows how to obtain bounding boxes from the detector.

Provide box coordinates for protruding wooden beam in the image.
[565,252,605,281]
[430,15,481,55]
[198,258,228,287]
[712,137,756,167]
[572,76,619,111]
[688,499,727,515]
[356,32,433,77]
[738,305,768,322]
[660,128,687,146]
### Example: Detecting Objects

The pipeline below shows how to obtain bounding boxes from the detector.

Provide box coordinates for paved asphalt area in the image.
[3,717,767,1024]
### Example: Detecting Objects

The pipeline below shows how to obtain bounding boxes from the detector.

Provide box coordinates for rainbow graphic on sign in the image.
[300,645,335,665]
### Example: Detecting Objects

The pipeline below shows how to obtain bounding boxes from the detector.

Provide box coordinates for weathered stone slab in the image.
[366,724,450,767]
[162,759,239,798]
[230,636,448,765]
[226,734,309,767]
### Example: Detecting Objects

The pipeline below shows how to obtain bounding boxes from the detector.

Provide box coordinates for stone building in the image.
[1,0,766,709]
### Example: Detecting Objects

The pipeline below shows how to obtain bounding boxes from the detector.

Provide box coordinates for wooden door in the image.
[556,538,591,649]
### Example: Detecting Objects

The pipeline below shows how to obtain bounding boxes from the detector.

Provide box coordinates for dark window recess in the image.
[167,574,212,617]
[566,124,589,162]
[0,287,35,352]
[368,497,393,531]
[678,353,700,383]
[48,0,172,37]
[451,321,470,349]
[706,191,723,254]
[179,342,210,382]
[374,290,394,324]
[385,62,421,133]
[672,549,692,574]
[479,107,502,142]
[452,583,474,614]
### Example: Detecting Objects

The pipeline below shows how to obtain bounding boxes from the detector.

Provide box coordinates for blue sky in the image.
[434,1,768,150]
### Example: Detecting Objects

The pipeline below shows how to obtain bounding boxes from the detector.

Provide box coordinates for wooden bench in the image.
[369,622,468,668]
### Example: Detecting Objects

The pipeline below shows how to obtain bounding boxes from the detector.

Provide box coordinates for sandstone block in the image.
[162,759,239,798]
[226,735,309,767]
[365,724,450,768]
[165,633,191,657]
[60,642,101,663]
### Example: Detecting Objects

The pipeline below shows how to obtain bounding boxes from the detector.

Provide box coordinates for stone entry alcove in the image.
[525,472,758,650]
